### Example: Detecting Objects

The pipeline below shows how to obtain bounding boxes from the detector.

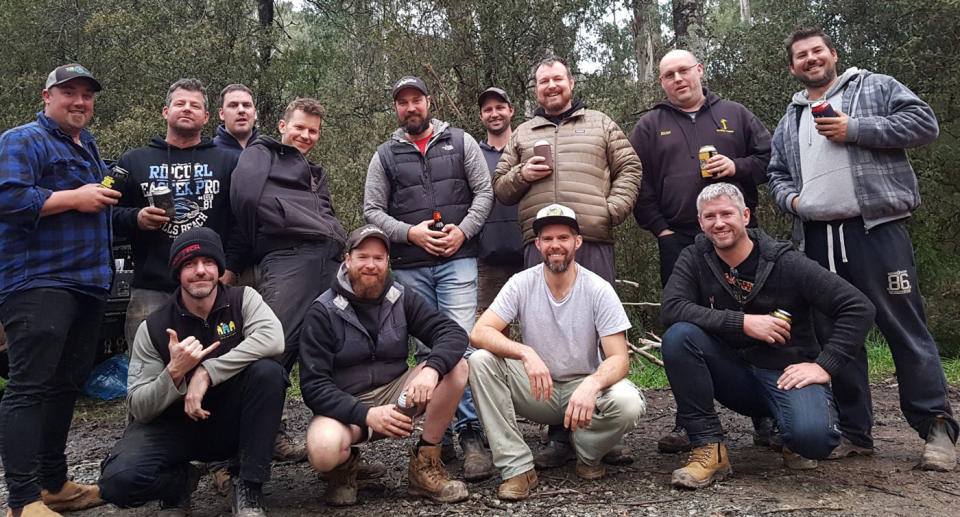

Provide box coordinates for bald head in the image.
[658,49,705,111]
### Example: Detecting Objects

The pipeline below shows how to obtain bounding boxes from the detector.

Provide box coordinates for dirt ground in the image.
[2,382,959,516]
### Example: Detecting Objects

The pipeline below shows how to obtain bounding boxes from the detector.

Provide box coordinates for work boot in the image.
[211,466,232,496]
[498,469,538,501]
[575,456,605,480]
[324,447,361,507]
[158,463,203,517]
[459,424,495,481]
[407,444,469,503]
[602,443,634,465]
[40,480,104,512]
[233,478,267,517]
[533,440,575,469]
[273,427,307,462]
[827,438,874,460]
[919,416,957,472]
[751,416,777,447]
[782,447,817,470]
[671,443,732,489]
[5,501,61,517]
[441,441,458,463]
[658,424,692,453]
[317,455,386,481]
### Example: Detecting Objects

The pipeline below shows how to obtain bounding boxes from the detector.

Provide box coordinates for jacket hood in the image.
[533,97,587,119]
[653,88,722,114]
[147,135,216,151]
[248,134,303,156]
[694,228,792,263]
[215,124,258,146]
[332,262,395,305]
[791,67,862,106]
[650,88,726,159]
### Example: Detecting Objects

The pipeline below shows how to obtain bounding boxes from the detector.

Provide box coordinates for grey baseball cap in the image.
[346,224,391,253]
[478,87,512,107]
[45,63,102,92]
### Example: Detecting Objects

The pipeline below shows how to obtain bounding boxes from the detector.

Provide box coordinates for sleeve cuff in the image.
[815,350,847,378]
[845,118,860,143]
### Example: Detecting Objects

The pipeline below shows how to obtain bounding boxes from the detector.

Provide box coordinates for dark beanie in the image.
[169,227,226,279]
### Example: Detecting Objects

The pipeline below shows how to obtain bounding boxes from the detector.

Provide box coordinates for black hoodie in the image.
[114,136,239,291]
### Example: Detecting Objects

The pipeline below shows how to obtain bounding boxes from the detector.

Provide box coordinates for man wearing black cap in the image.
[300,224,472,506]
[0,63,118,516]
[363,76,494,480]
[469,204,644,500]
[97,227,286,517]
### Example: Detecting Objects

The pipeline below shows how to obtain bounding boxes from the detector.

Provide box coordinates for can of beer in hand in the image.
[811,100,838,118]
[770,309,792,324]
[699,145,718,178]
[149,186,175,218]
[99,165,129,191]
[396,391,418,417]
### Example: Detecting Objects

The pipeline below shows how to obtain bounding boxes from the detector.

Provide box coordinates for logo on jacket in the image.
[660,130,672,136]
[887,270,912,295]
[216,320,238,338]
[716,119,735,134]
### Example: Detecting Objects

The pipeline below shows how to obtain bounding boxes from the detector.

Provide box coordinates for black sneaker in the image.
[158,463,202,517]
[233,479,266,517]
[534,440,575,469]
[657,424,692,453]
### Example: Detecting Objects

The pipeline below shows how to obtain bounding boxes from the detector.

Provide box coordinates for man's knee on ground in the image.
[600,382,645,427]
[98,458,159,508]
[780,419,840,460]
[306,416,353,472]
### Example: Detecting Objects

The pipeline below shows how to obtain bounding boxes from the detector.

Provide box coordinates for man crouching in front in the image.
[299,224,470,506]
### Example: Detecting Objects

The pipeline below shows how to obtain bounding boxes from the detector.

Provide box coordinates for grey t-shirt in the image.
[489,263,631,381]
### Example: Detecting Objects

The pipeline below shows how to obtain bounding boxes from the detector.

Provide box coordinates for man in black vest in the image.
[97,227,287,517]
[363,76,494,480]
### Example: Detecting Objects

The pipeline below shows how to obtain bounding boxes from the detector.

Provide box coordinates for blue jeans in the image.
[662,322,841,460]
[393,257,478,432]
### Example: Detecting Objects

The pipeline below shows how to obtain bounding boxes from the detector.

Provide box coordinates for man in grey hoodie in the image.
[767,27,956,471]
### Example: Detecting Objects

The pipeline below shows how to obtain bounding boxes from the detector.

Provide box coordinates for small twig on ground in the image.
[613,497,681,506]
[866,483,906,498]
[761,506,844,514]
[530,488,581,498]
[627,341,664,367]
[930,485,960,497]
[622,302,661,307]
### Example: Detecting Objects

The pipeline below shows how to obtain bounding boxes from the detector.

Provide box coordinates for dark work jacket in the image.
[661,229,874,376]
[230,136,346,260]
[376,127,477,268]
[145,284,246,421]
[477,140,523,267]
[299,266,468,427]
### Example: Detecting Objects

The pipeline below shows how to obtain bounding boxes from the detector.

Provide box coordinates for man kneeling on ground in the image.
[469,204,645,501]
[661,183,875,489]
[300,224,471,506]
[98,227,287,516]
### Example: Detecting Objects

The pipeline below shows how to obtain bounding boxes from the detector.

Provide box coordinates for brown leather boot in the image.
[407,444,469,503]
[920,416,958,471]
[671,442,732,489]
[40,480,105,512]
[575,457,605,480]
[273,427,307,462]
[498,469,538,501]
[5,501,62,517]
[325,447,361,507]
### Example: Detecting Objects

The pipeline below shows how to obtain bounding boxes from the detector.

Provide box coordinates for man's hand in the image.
[366,404,414,438]
[520,155,552,183]
[72,184,121,213]
[777,362,830,390]
[791,196,800,213]
[405,366,440,407]
[437,224,466,257]
[564,376,600,431]
[137,206,170,230]
[184,366,212,421]
[706,153,737,178]
[165,329,221,386]
[743,314,791,346]
[520,346,553,402]
[407,219,447,256]
[657,229,676,238]
[815,109,850,143]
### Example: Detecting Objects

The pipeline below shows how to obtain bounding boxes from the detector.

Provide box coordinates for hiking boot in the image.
[273,428,307,462]
[158,463,203,516]
[211,466,232,496]
[407,444,469,503]
[317,455,386,481]
[919,416,957,472]
[324,447,361,507]
[658,424,692,453]
[233,479,267,517]
[602,443,634,465]
[498,469,538,501]
[751,416,777,447]
[5,501,62,517]
[671,443,732,489]
[40,480,104,512]
[533,440,575,469]
[782,447,818,470]
[575,457,605,480]
[459,424,495,481]
[827,438,874,460]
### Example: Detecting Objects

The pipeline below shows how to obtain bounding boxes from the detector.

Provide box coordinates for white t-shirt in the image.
[489,263,631,381]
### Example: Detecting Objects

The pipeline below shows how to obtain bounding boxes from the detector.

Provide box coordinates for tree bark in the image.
[671,0,706,55]
[631,0,660,81]
[740,0,751,24]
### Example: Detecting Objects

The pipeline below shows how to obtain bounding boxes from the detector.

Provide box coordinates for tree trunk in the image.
[671,0,706,56]
[740,0,751,24]
[631,0,660,81]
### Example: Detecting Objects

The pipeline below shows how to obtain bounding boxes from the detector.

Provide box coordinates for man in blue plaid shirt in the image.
[0,63,118,516]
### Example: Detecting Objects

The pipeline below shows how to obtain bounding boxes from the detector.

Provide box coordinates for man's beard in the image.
[484,121,508,136]
[400,113,431,135]
[170,121,203,140]
[348,268,388,299]
[183,281,216,300]
[797,66,837,89]
[543,251,573,274]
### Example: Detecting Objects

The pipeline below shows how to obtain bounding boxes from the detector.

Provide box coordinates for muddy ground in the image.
[2,382,959,516]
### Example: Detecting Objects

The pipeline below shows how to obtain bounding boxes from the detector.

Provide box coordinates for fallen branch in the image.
[530,488,581,498]
[628,341,664,367]
[866,483,906,498]
[930,485,960,497]
[614,497,681,507]
[761,506,844,514]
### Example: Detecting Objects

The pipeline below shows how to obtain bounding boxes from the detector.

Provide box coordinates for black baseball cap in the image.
[45,63,102,92]
[533,204,580,235]
[346,224,391,253]
[392,76,428,100]
[478,87,512,107]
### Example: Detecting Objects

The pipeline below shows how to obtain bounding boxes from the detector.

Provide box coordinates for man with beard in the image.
[660,183,874,489]
[114,78,241,350]
[363,76,494,480]
[767,27,957,471]
[494,55,642,469]
[299,225,472,506]
[469,204,644,501]
[213,83,259,155]
[97,227,287,517]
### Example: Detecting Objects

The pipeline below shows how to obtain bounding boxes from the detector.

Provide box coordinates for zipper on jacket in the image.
[553,124,560,201]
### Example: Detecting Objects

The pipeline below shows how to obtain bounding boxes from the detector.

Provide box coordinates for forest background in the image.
[2,0,958,356]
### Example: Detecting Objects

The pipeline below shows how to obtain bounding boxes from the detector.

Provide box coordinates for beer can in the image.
[533,139,553,170]
[811,100,838,118]
[149,186,175,218]
[770,309,792,324]
[396,391,417,417]
[699,145,718,178]
[99,165,129,191]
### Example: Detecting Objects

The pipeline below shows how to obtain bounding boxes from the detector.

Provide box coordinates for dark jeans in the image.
[258,241,341,372]
[657,232,696,288]
[0,288,105,508]
[98,359,286,508]
[805,218,958,446]
[662,323,841,460]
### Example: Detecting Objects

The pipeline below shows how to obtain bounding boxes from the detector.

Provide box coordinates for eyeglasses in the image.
[659,63,700,82]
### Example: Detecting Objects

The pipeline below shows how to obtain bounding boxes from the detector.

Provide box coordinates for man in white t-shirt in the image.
[469,204,645,501]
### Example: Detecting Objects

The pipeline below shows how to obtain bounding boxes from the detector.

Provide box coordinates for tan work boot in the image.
[40,480,105,512]
[273,427,307,462]
[827,438,874,460]
[920,416,958,472]
[5,501,62,517]
[575,456,605,480]
[671,442,732,489]
[782,447,817,470]
[325,447,361,507]
[498,469,538,501]
[407,444,469,503]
